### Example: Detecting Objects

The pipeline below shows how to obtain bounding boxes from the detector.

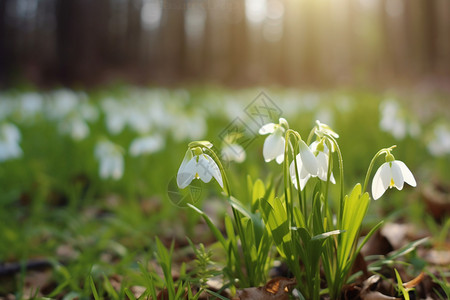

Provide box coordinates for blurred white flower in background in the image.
[221,143,246,163]
[427,124,450,156]
[129,134,164,157]
[59,116,90,141]
[171,113,207,142]
[379,99,421,140]
[45,89,79,120]
[314,108,334,128]
[19,92,44,122]
[0,123,23,162]
[95,139,124,180]
[101,98,130,135]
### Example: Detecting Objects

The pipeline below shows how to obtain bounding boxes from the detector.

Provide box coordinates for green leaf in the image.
[252,179,266,208]
[155,237,175,299]
[395,269,410,300]
[188,204,227,247]
[338,184,370,266]
[388,237,429,260]
[228,196,265,245]
[103,274,119,300]
[205,289,230,300]
[89,276,101,300]
[124,288,137,300]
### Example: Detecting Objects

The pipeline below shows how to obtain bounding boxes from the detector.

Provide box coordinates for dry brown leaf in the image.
[425,249,450,265]
[130,286,146,298]
[403,271,425,289]
[422,182,450,221]
[362,291,400,300]
[234,277,296,300]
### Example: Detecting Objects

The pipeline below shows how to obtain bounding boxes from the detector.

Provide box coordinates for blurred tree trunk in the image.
[159,2,185,81]
[0,0,9,86]
[55,0,110,85]
[228,1,247,85]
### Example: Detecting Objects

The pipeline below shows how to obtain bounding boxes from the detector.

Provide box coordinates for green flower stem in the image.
[323,142,334,230]
[306,126,316,145]
[284,129,294,227]
[284,129,304,226]
[362,145,396,196]
[324,133,344,226]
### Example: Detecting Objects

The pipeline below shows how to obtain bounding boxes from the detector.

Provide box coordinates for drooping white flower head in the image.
[259,118,288,164]
[177,147,223,189]
[371,160,416,200]
[315,120,339,139]
[95,139,124,180]
[310,140,336,183]
[289,140,337,191]
[221,143,246,163]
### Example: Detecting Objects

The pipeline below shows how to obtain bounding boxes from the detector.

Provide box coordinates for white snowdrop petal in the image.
[178,150,193,174]
[263,132,285,162]
[299,140,318,176]
[203,154,223,188]
[300,175,311,190]
[395,160,416,187]
[196,155,213,183]
[275,153,284,164]
[289,159,300,190]
[289,155,310,190]
[259,123,276,135]
[330,172,336,184]
[316,152,329,181]
[379,163,392,191]
[390,161,404,190]
[177,157,196,188]
[372,163,389,200]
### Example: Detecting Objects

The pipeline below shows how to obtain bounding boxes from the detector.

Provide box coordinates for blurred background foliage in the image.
[0,0,449,88]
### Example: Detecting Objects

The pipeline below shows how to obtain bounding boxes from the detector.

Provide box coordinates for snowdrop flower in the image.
[129,134,164,156]
[371,155,416,200]
[310,140,336,183]
[290,140,334,190]
[0,123,23,162]
[177,146,223,189]
[315,120,339,139]
[259,118,288,164]
[221,143,246,163]
[95,140,124,180]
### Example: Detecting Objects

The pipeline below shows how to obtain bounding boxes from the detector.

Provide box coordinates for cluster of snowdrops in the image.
[176,118,416,300]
